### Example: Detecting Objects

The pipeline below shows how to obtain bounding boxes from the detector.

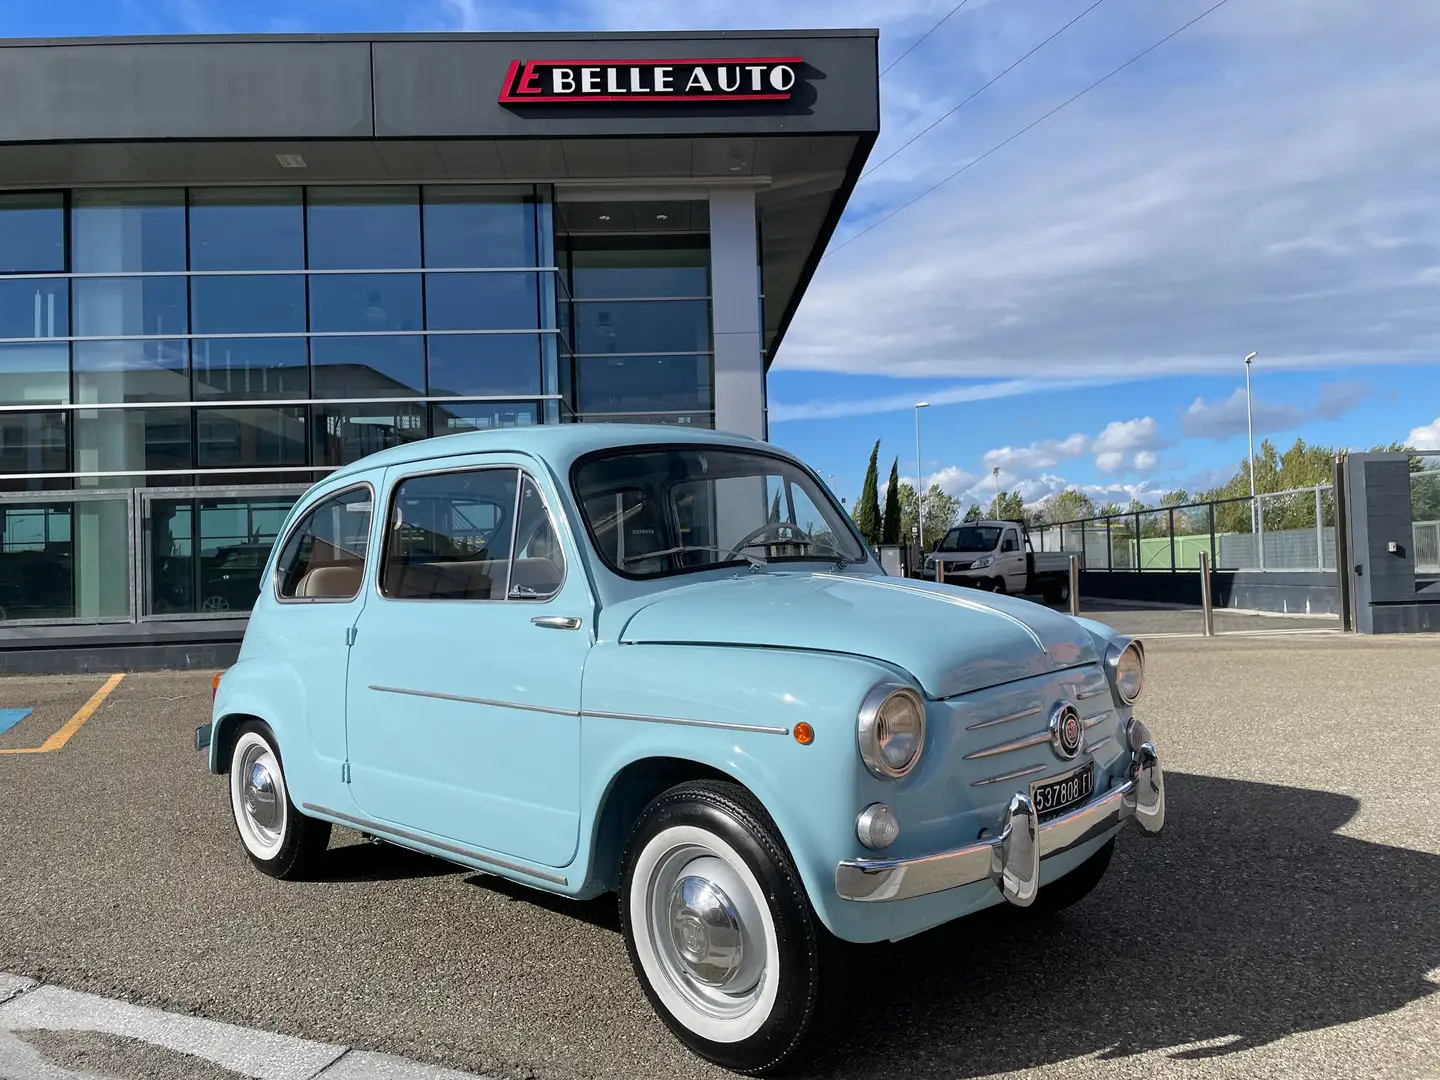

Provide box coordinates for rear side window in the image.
[275,486,373,601]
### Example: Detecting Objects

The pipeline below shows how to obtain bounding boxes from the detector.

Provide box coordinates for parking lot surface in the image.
[0,634,1436,1080]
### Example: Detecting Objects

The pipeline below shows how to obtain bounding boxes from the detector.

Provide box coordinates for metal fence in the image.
[1033,485,1338,572]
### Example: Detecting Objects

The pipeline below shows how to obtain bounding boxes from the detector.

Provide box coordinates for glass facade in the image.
[0,184,722,623]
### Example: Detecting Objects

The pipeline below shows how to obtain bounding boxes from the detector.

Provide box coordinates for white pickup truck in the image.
[919,519,1075,605]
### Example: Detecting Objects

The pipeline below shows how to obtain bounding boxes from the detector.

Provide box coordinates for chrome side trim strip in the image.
[301,803,568,885]
[1086,735,1115,757]
[1083,710,1113,728]
[971,763,1048,787]
[369,685,579,718]
[367,685,788,735]
[1076,687,1107,700]
[963,730,1051,760]
[585,709,789,737]
[966,706,1042,731]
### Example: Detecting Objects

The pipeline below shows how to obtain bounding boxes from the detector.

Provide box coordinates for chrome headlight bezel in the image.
[1105,638,1145,705]
[857,683,927,779]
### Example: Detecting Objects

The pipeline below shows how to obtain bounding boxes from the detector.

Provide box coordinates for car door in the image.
[1000,527,1027,592]
[342,454,590,869]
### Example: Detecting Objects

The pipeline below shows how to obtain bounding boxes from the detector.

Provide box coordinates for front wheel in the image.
[228,720,330,879]
[619,781,840,1075]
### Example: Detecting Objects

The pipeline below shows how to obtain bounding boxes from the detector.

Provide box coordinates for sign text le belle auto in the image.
[499,57,802,104]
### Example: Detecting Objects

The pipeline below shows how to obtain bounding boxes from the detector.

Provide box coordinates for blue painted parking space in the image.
[0,709,31,737]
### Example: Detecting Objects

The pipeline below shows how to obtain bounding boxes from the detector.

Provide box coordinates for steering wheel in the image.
[726,521,816,560]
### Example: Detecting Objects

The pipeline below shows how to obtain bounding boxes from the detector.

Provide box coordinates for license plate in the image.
[1030,762,1094,818]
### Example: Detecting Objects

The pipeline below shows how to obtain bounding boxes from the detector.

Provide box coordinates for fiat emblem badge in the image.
[1049,702,1084,760]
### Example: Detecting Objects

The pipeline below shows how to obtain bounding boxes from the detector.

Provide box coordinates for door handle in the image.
[532,616,583,631]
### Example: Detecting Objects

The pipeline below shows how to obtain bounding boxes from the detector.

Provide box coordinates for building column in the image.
[708,187,765,441]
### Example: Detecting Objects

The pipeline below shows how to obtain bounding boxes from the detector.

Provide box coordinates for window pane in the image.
[382,468,518,600]
[189,187,304,271]
[424,272,539,331]
[314,403,425,467]
[0,343,70,405]
[197,407,307,469]
[71,189,186,273]
[0,412,67,489]
[432,402,539,434]
[153,495,303,615]
[423,186,537,268]
[571,242,710,298]
[73,277,188,337]
[191,275,306,335]
[307,186,420,270]
[311,336,425,398]
[0,502,74,618]
[577,354,712,416]
[510,475,563,600]
[74,340,188,403]
[308,273,422,332]
[426,334,541,397]
[193,338,308,400]
[574,299,710,355]
[73,407,191,484]
[0,278,68,339]
[0,193,64,273]
[276,486,373,600]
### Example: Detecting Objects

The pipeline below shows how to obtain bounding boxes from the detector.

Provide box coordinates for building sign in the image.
[499,57,802,104]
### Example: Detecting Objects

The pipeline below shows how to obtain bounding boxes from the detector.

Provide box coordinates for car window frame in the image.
[1001,528,1019,553]
[375,461,568,604]
[271,481,377,605]
[569,441,871,582]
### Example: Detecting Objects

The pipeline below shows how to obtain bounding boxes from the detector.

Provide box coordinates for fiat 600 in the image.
[200,425,1164,1074]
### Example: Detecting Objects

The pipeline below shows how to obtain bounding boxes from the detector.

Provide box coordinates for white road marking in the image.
[0,976,489,1080]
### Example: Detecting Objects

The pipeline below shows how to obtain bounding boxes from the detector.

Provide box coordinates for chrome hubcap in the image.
[647,849,767,1021]
[668,875,744,986]
[244,761,280,832]
[234,740,285,851]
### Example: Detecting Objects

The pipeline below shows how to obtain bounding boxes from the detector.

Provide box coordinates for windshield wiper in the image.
[621,545,766,569]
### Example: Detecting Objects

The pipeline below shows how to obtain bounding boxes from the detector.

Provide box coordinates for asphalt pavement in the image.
[0,633,1436,1080]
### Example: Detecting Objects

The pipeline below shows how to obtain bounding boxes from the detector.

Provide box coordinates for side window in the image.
[1001,530,1019,553]
[509,476,565,600]
[382,468,519,600]
[275,486,373,601]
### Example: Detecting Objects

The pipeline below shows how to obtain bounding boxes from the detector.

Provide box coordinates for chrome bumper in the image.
[835,718,1165,906]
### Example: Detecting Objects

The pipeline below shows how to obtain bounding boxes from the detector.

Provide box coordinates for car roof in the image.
[325,423,774,483]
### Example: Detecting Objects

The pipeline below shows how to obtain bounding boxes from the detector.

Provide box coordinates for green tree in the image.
[963,503,984,523]
[1125,498,1149,514]
[882,458,902,545]
[852,440,882,546]
[899,482,960,550]
[990,490,1025,520]
[1098,502,1123,518]
[1160,489,1191,507]
[1041,488,1096,524]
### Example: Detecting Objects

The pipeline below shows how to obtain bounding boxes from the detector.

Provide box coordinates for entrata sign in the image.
[499,57,802,104]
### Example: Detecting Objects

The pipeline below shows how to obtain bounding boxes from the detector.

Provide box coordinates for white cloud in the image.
[769,377,1103,422]
[1132,450,1158,471]
[1091,417,1163,455]
[1409,417,1440,449]
[1094,451,1125,474]
[982,433,1087,472]
[927,466,979,497]
[1182,381,1372,441]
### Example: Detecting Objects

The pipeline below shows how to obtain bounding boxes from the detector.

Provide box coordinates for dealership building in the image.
[0,30,878,670]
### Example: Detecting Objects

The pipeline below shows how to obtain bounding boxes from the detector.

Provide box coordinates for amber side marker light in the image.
[793,722,815,746]
[211,672,223,701]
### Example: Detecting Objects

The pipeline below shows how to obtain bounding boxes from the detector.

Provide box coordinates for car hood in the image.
[610,571,1098,699]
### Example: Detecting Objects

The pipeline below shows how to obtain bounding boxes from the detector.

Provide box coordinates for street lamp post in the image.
[1245,351,1258,534]
[914,402,930,551]
[992,467,1002,517]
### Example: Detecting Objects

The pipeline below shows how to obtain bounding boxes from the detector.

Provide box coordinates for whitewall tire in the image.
[618,781,842,1075]
[227,720,330,879]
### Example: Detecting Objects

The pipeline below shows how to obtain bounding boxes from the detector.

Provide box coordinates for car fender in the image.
[209,656,332,801]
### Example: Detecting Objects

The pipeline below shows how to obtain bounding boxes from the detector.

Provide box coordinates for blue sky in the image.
[6,0,1439,510]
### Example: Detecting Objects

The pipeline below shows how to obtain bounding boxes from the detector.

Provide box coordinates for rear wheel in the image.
[619,781,841,1075]
[228,720,330,880]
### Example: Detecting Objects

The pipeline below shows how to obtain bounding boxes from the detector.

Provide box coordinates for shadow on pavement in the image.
[310,839,466,884]
[799,772,1438,1076]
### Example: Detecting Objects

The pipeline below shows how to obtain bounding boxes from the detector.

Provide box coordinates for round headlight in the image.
[1108,640,1145,704]
[858,684,926,779]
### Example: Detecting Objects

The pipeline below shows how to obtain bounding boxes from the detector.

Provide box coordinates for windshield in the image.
[940,526,1003,552]
[573,446,867,578]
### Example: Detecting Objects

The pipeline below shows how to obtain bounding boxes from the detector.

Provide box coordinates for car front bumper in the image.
[835,718,1165,905]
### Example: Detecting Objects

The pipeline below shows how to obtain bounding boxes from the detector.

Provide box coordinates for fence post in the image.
[1199,551,1215,636]
[1068,554,1081,617]
[1257,494,1266,571]
[1315,485,1324,570]
[1134,512,1142,570]
[1209,502,1217,572]
[1106,516,1113,570]
[1168,507,1177,572]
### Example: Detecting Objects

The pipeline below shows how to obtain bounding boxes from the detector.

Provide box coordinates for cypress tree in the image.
[882,457,902,544]
[854,440,882,546]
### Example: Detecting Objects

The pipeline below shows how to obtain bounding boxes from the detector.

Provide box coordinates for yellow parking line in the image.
[0,673,124,756]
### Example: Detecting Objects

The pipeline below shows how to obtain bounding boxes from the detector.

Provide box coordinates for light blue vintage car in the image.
[201,424,1164,1074]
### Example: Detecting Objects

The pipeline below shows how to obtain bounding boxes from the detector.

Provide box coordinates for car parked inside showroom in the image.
[199,424,1165,1074]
